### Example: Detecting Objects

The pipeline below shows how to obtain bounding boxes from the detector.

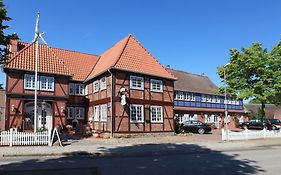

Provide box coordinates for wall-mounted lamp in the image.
[12,104,17,112]
[60,106,64,113]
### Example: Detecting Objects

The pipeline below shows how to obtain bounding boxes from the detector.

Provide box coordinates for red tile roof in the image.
[86,34,177,81]
[5,34,176,82]
[5,42,71,76]
[4,42,99,81]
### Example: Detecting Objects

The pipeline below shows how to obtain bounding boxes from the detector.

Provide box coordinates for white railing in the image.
[0,128,52,146]
[222,128,281,141]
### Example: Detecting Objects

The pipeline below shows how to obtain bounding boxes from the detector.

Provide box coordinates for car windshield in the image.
[269,119,281,124]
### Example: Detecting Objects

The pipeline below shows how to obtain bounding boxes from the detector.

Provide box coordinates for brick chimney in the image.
[8,39,19,53]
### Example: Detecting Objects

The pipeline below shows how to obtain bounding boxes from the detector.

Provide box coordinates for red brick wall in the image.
[113,71,174,133]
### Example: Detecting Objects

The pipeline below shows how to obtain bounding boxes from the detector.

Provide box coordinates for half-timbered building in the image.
[3,35,176,136]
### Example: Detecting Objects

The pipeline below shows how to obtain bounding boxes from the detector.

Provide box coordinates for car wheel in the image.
[198,128,205,134]
[272,126,277,130]
[264,126,268,130]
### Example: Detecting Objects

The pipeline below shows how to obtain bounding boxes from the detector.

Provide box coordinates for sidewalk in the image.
[1,133,281,157]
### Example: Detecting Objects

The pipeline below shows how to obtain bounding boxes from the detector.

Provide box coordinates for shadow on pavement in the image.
[0,143,264,175]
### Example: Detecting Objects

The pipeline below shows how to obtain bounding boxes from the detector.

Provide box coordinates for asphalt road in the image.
[0,145,280,175]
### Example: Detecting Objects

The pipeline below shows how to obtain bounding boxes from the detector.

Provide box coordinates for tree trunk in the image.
[261,101,265,121]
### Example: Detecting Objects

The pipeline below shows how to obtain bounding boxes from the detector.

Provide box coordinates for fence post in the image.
[221,129,225,140]
[9,128,13,147]
[263,128,266,139]
[245,128,248,140]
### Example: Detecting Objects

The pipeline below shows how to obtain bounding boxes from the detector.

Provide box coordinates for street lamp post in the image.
[224,63,230,135]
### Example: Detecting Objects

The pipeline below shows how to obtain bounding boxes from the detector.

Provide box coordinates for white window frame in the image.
[93,80,99,93]
[150,79,163,92]
[75,107,85,119]
[24,74,36,90]
[150,106,163,123]
[206,95,212,102]
[190,93,196,101]
[100,77,107,91]
[130,104,144,123]
[93,106,99,121]
[67,107,75,119]
[177,91,184,100]
[75,84,85,96]
[130,76,144,90]
[100,104,107,122]
[40,76,54,91]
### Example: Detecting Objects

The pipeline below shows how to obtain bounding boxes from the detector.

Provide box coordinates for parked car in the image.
[180,120,212,134]
[265,119,281,130]
[240,119,281,130]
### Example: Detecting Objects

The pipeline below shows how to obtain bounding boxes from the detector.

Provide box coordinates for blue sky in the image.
[1,0,281,88]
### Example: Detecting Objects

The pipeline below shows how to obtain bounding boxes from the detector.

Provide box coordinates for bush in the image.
[175,123,184,134]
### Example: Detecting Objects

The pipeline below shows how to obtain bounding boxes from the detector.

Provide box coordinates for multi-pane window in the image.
[67,107,84,119]
[150,79,163,92]
[100,104,107,122]
[75,107,85,119]
[24,74,54,91]
[24,74,36,90]
[151,106,163,123]
[93,106,99,121]
[201,95,206,102]
[176,91,195,101]
[206,95,212,102]
[69,83,75,95]
[93,80,99,93]
[67,107,75,119]
[100,77,107,90]
[175,91,184,100]
[130,104,144,123]
[130,76,144,90]
[75,84,85,95]
[40,76,54,91]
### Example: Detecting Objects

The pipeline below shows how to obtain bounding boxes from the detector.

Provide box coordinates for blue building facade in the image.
[169,68,246,129]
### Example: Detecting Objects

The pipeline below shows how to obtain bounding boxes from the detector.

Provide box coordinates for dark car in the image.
[181,120,212,134]
[265,119,281,130]
[240,119,281,130]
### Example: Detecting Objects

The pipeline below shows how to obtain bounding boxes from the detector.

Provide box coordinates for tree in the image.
[0,0,18,64]
[217,42,281,121]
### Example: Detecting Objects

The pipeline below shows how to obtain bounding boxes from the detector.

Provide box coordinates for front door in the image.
[24,102,53,131]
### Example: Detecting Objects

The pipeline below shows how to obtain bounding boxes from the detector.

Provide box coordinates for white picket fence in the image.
[222,128,281,141]
[0,129,51,146]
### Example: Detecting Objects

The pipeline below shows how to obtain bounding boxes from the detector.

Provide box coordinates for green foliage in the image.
[0,0,19,64]
[217,42,281,120]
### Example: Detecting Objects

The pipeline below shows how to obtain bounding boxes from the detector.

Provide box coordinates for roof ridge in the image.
[128,35,177,80]
[19,41,98,57]
[5,42,34,65]
[112,34,131,68]
[169,68,208,78]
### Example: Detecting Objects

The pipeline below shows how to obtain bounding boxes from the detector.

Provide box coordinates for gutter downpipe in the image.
[108,69,114,138]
